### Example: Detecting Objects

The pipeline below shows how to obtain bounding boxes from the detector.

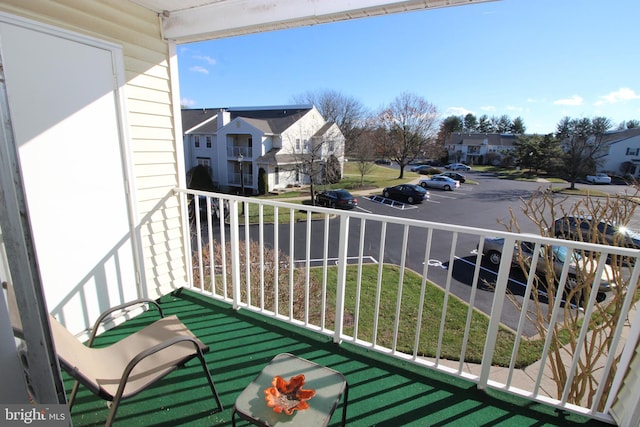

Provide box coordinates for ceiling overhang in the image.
[130,0,499,44]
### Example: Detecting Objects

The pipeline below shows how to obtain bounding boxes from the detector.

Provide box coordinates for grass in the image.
[338,162,412,190]
[202,257,545,368]
[267,163,414,198]
[312,264,544,367]
[237,201,324,223]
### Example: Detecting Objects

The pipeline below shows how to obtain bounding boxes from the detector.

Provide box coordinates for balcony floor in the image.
[68,289,608,426]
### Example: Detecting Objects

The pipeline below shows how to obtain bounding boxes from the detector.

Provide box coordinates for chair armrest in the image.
[112,335,204,401]
[87,299,164,347]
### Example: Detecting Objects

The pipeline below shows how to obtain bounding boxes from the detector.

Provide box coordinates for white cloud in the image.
[594,87,640,105]
[506,105,523,112]
[181,97,197,107]
[446,107,474,116]
[189,66,209,75]
[554,95,583,106]
[194,55,217,65]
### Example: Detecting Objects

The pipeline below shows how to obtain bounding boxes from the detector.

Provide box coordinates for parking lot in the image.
[340,170,638,335]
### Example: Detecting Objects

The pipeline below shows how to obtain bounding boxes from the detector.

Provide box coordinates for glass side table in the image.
[232,353,348,427]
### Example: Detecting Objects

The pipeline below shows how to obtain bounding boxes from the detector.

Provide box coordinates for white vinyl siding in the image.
[0,0,187,299]
[611,344,640,426]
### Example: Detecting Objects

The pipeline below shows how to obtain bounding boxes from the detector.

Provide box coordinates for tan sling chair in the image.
[3,282,223,426]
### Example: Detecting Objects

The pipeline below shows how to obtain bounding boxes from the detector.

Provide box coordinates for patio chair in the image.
[3,282,223,426]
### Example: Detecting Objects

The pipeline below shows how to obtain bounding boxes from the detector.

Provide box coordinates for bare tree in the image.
[556,116,613,190]
[351,127,376,187]
[292,89,367,155]
[499,189,638,408]
[287,126,343,205]
[374,92,439,179]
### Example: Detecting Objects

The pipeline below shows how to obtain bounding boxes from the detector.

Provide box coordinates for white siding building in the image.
[183,106,345,193]
[595,128,640,177]
[445,132,518,165]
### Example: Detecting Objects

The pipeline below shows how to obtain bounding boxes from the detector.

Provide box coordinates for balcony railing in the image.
[227,172,253,186]
[227,146,251,158]
[177,188,640,424]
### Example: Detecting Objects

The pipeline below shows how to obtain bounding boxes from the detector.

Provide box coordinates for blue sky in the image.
[177,0,640,134]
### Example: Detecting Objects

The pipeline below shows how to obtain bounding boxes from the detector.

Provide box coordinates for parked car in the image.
[610,175,633,185]
[445,163,471,171]
[419,175,460,191]
[374,159,391,165]
[439,171,466,183]
[585,173,612,184]
[189,195,229,223]
[481,237,614,292]
[410,165,431,173]
[382,184,429,204]
[315,189,358,209]
[553,215,640,249]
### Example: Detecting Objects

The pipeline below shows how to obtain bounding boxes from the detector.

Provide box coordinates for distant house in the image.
[591,128,640,177]
[445,133,517,165]
[183,105,345,193]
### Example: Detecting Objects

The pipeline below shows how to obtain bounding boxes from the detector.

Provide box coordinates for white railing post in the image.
[478,234,518,389]
[333,214,349,343]
[228,198,242,309]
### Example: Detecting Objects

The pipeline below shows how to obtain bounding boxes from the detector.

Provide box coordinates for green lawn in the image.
[311,264,543,367]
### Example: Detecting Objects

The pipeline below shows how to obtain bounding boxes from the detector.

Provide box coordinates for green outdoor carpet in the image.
[66,288,608,426]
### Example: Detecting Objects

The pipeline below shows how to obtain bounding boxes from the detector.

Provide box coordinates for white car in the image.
[586,173,611,184]
[445,163,471,171]
[419,175,460,191]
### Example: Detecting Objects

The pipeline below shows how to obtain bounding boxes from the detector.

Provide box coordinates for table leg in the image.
[341,382,349,427]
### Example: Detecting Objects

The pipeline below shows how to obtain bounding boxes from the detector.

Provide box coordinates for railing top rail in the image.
[175,187,640,257]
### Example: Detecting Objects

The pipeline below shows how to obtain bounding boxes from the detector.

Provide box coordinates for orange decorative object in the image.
[264,374,316,415]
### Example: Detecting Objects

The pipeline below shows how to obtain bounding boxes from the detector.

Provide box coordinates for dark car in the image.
[481,236,614,292]
[410,164,431,173]
[315,189,358,209]
[189,195,229,224]
[382,184,429,204]
[439,171,466,183]
[374,159,391,165]
[554,215,640,249]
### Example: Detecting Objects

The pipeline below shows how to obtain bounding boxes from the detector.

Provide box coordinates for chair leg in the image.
[68,380,80,410]
[196,351,223,412]
[105,395,122,427]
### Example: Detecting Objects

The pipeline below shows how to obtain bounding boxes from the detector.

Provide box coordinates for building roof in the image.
[256,149,313,166]
[313,121,336,138]
[601,128,640,144]
[182,105,314,135]
[230,106,312,134]
[181,108,220,133]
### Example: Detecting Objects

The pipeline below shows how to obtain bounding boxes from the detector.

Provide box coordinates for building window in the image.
[296,139,301,150]
[275,167,280,185]
[327,139,335,152]
[194,136,200,148]
[196,157,210,167]
[206,136,212,148]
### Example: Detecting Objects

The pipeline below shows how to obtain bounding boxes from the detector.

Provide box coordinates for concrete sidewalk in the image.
[427,302,636,405]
